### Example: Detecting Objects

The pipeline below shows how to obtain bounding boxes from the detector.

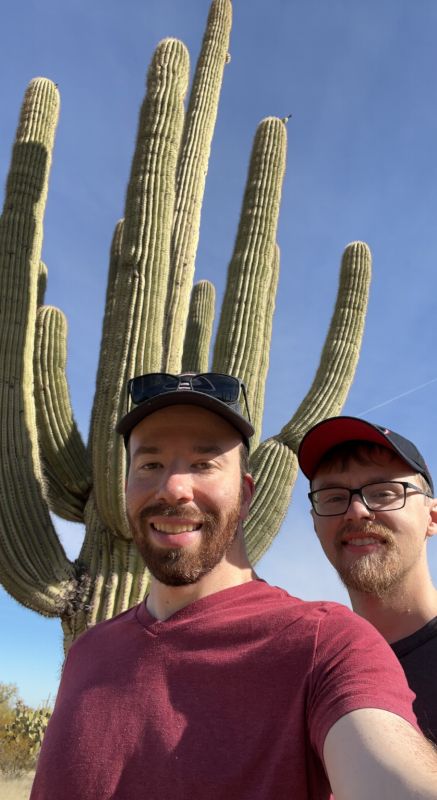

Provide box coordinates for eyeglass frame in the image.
[126,372,252,423]
[308,480,433,517]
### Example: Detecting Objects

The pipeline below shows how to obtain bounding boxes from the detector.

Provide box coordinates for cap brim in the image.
[298,417,404,479]
[116,390,254,445]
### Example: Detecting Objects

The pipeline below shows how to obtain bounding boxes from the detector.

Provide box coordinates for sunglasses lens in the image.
[128,372,242,408]
[129,373,179,404]
[192,374,240,402]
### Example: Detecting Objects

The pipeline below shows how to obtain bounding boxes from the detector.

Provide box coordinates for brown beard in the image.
[333,521,404,598]
[128,498,242,586]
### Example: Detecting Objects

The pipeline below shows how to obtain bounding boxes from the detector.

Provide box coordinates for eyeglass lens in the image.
[311,482,408,516]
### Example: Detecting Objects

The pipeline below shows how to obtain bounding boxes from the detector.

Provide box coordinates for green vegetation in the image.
[0,0,371,651]
[0,684,51,776]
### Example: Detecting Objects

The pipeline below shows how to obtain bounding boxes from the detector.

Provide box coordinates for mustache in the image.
[139,503,203,521]
[335,520,395,545]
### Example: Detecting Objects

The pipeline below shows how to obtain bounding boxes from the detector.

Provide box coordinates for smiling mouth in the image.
[151,521,202,534]
[342,536,384,546]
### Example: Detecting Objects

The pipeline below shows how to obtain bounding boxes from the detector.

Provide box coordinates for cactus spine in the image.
[0,0,371,649]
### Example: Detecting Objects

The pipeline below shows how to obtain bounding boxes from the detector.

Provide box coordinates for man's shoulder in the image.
[259,582,394,658]
[250,580,369,640]
[68,603,141,653]
[258,579,355,619]
[392,615,437,659]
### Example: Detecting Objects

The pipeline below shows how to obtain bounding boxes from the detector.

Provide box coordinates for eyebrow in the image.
[193,445,224,455]
[131,444,224,457]
[131,446,159,457]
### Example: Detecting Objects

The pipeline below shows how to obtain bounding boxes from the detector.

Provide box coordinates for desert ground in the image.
[0,771,34,799]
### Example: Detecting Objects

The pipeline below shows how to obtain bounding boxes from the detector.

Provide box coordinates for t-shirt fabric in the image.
[391,615,437,744]
[31,580,416,800]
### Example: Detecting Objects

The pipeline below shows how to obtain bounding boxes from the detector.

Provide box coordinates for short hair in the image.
[312,440,433,495]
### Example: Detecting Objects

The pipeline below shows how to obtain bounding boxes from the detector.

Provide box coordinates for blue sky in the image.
[2,0,437,707]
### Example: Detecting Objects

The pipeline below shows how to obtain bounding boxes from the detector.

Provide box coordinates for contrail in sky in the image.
[357,377,437,416]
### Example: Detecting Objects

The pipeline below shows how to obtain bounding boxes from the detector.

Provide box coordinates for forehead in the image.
[311,445,414,487]
[129,404,242,451]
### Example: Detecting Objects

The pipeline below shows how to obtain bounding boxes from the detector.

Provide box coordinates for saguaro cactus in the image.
[0,0,371,650]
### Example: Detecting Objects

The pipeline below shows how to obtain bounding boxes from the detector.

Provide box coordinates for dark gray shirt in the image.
[391,616,437,744]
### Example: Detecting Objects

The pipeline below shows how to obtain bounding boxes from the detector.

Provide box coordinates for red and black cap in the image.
[298,416,434,494]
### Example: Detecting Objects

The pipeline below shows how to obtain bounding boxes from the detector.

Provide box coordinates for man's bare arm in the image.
[324,708,437,799]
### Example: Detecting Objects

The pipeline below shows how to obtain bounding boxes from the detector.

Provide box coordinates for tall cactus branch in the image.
[164,0,232,371]
[34,305,90,521]
[90,38,189,538]
[279,241,372,451]
[0,79,76,615]
[250,244,280,437]
[213,117,287,443]
[182,280,216,373]
[244,241,371,563]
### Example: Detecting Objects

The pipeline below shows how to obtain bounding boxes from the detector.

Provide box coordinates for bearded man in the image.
[298,415,437,744]
[32,378,437,800]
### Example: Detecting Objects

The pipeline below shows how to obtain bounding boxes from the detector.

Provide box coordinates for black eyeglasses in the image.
[309,480,432,517]
[127,372,251,421]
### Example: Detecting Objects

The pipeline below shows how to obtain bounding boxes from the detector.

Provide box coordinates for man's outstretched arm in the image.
[324,708,437,799]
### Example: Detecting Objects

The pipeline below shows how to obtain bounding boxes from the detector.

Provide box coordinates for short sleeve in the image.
[306,605,418,759]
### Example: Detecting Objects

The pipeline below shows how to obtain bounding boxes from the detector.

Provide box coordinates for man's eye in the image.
[195,461,214,471]
[324,493,347,504]
[138,462,160,471]
[369,489,396,500]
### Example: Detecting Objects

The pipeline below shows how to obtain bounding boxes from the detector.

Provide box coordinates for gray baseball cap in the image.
[117,372,254,448]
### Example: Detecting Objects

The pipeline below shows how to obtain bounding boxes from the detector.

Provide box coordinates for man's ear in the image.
[426,498,437,538]
[240,474,255,521]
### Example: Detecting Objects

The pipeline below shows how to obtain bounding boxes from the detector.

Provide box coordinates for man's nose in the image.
[155,467,195,505]
[344,492,374,521]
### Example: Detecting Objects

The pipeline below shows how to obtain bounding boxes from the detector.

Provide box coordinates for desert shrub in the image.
[0,683,51,776]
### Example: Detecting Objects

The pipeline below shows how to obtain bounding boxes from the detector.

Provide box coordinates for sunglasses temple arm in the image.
[241,383,252,422]
[126,380,133,412]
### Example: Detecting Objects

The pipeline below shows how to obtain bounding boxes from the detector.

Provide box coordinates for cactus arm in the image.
[212,117,287,443]
[278,241,372,450]
[125,39,190,377]
[181,280,216,373]
[88,219,124,459]
[163,0,232,372]
[37,261,48,306]
[0,78,76,614]
[34,305,91,521]
[90,40,189,537]
[250,244,280,450]
[244,438,297,564]
[88,217,126,534]
[243,242,371,563]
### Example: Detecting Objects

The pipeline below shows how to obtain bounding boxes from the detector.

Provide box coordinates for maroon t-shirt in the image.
[31,581,416,800]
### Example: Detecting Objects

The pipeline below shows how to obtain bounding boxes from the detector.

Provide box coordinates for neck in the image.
[349,566,437,643]
[146,534,256,621]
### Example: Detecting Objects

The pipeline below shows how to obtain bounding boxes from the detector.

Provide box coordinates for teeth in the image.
[346,537,381,546]
[152,522,201,534]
